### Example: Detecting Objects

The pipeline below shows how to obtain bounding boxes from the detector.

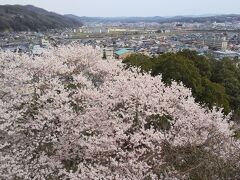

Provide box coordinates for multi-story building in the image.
[204,37,228,51]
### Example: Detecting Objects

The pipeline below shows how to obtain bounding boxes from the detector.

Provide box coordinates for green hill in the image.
[0,5,83,32]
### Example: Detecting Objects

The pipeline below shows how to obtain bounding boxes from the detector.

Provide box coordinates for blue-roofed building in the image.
[114,48,133,59]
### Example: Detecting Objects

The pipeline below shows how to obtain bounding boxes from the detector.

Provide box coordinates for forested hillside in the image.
[0,5,82,32]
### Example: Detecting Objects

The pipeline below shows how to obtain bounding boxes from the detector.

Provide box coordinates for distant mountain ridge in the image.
[64,15,165,23]
[65,14,240,24]
[0,5,83,32]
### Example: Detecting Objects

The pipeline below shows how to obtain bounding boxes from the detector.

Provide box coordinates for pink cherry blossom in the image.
[0,45,239,179]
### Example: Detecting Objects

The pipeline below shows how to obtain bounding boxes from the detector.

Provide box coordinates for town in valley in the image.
[2,15,240,60]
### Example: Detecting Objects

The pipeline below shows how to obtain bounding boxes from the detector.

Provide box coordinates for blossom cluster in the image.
[0,45,239,179]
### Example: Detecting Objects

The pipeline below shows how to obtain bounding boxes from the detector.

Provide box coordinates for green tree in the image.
[123,53,155,72]
[211,59,240,113]
[200,77,230,112]
[178,50,213,78]
[152,54,203,97]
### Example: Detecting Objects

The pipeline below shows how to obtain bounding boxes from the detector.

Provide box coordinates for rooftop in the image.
[115,48,131,56]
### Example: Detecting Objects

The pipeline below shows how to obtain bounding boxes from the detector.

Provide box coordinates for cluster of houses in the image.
[98,32,240,60]
[2,26,240,60]
[0,30,73,55]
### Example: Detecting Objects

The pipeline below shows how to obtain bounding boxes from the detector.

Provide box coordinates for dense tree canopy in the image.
[124,50,240,116]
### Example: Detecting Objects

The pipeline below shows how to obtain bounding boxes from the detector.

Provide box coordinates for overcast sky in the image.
[1,0,240,17]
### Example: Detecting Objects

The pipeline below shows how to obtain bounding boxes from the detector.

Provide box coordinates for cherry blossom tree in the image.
[0,45,240,179]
